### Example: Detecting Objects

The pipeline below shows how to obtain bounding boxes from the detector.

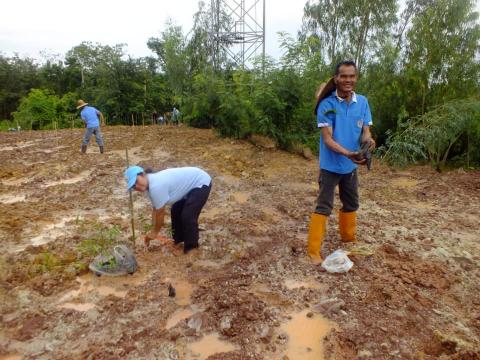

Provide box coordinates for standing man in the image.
[172,107,180,125]
[125,165,212,254]
[307,60,375,264]
[77,99,105,154]
[152,110,158,125]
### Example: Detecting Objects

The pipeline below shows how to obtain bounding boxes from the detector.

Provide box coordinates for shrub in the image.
[382,98,480,169]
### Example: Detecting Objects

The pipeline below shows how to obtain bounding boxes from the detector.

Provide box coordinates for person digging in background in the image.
[77,99,105,154]
[125,165,212,254]
[307,60,376,265]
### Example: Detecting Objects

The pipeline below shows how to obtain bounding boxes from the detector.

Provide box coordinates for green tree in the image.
[302,0,397,70]
[183,71,222,128]
[143,57,172,119]
[64,42,161,123]
[187,1,215,75]
[0,54,41,120]
[360,40,404,144]
[65,42,126,88]
[383,98,480,169]
[402,0,480,115]
[148,21,190,103]
[13,89,60,130]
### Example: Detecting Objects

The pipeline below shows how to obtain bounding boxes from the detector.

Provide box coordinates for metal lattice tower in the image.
[211,0,265,70]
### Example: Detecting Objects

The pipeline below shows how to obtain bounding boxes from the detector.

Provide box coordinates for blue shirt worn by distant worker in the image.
[147,167,211,209]
[80,106,101,128]
[317,91,373,174]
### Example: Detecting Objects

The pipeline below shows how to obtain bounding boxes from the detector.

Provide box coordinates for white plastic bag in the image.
[321,250,353,273]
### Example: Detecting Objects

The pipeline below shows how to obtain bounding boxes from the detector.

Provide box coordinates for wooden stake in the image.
[125,148,136,245]
[52,118,59,147]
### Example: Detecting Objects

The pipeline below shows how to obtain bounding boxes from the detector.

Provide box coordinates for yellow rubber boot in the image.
[307,213,327,264]
[339,210,356,242]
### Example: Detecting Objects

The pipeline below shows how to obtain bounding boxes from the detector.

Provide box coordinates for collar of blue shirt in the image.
[335,90,357,103]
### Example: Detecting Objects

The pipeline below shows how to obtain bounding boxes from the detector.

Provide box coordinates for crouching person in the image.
[125,166,212,254]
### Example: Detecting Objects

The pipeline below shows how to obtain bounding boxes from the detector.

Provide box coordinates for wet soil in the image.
[0,125,479,359]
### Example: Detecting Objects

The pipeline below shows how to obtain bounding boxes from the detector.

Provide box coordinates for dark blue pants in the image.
[171,183,212,253]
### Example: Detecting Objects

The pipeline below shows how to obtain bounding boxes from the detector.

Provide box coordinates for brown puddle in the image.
[59,272,147,304]
[0,355,23,360]
[165,308,195,329]
[280,309,334,360]
[28,216,78,248]
[185,332,238,360]
[165,278,195,306]
[16,212,110,252]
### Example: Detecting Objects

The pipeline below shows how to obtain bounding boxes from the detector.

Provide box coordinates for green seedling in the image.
[30,252,61,274]
[138,213,153,233]
[167,226,174,239]
[77,223,121,259]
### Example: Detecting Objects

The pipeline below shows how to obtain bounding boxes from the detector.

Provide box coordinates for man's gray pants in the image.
[82,127,104,146]
[315,169,359,216]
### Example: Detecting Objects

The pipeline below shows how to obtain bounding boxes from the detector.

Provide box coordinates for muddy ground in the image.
[0,125,479,360]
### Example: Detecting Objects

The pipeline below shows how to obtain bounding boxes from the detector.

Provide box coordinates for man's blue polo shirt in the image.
[80,106,101,128]
[317,91,372,174]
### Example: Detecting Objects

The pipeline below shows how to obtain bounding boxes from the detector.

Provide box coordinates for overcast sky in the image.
[2,0,479,62]
[0,0,304,61]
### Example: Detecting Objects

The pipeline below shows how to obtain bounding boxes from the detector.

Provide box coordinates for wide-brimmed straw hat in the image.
[314,77,336,115]
[76,99,88,109]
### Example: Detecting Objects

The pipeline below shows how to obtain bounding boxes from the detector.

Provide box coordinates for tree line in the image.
[0,0,479,169]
